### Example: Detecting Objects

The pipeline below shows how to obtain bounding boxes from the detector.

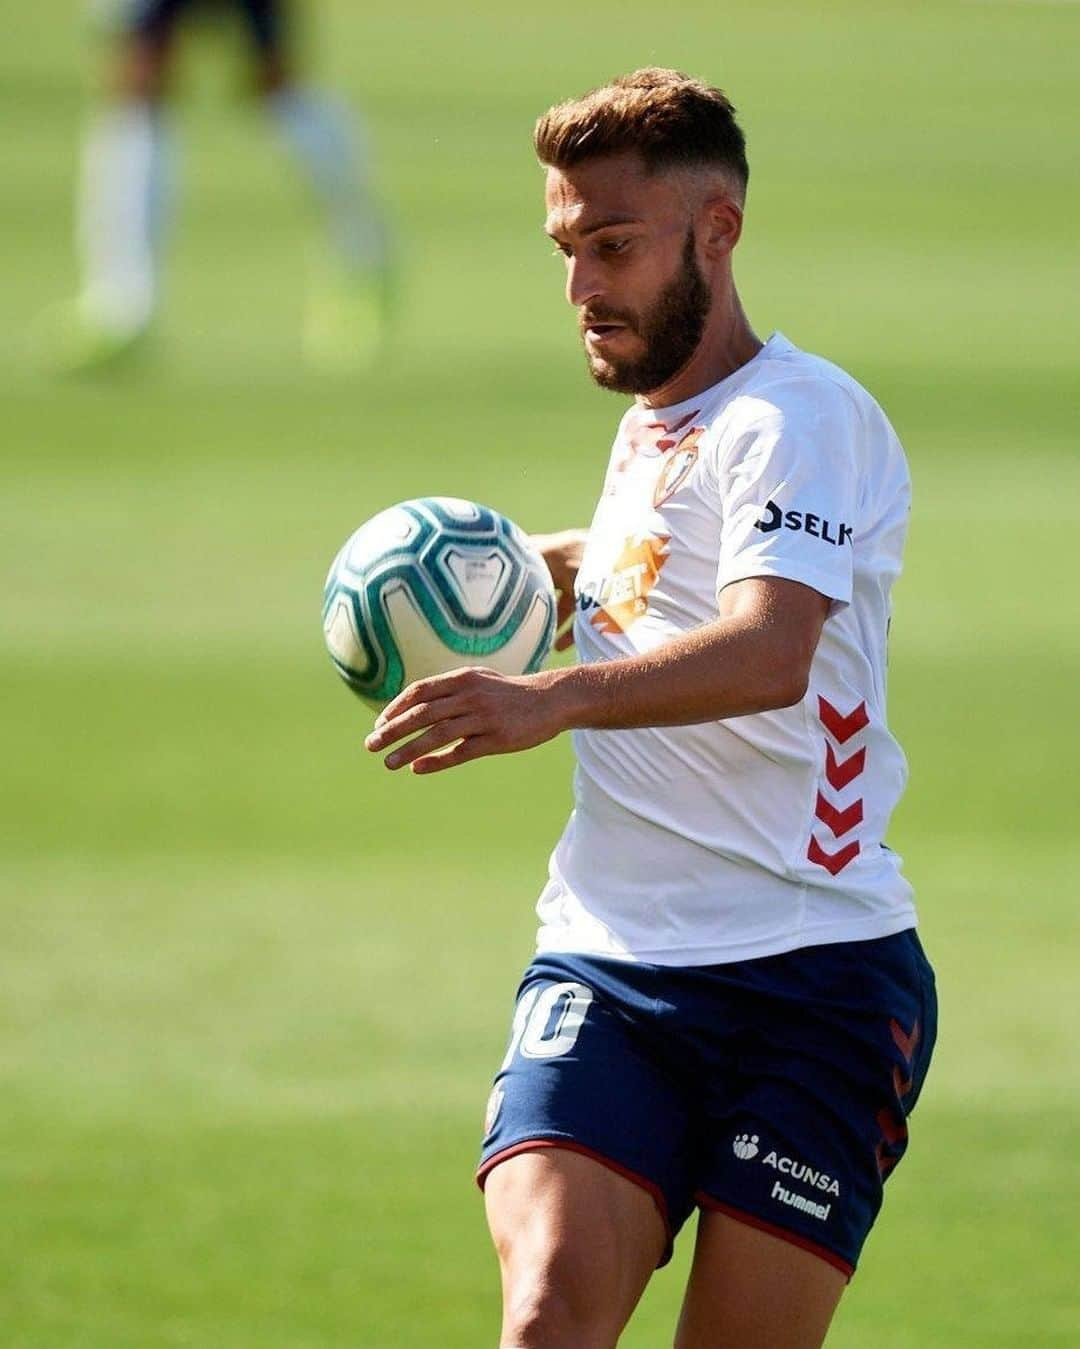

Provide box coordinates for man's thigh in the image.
[675,1209,846,1349]
[485,1147,665,1349]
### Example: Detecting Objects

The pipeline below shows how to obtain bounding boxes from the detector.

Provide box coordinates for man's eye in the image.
[550,242,572,258]
[599,239,629,255]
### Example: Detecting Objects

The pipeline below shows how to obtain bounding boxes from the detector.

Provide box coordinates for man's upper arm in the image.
[716,575,830,700]
[709,379,860,613]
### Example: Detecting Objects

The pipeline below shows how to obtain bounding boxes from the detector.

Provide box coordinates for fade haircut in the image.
[534,68,748,191]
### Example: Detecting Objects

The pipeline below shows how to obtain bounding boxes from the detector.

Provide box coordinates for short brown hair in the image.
[534,68,748,186]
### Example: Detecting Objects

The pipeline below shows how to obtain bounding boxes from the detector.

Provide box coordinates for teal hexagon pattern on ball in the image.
[322,497,558,709]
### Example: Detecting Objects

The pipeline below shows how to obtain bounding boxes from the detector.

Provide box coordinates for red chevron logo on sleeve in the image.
[825,742,866,791]
[814,792,864,839]
[807,835,860,875]
[818,697,869,744]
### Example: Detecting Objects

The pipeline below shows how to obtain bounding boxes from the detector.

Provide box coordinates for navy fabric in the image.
[127,0,286,53]
[478,930,936,1274]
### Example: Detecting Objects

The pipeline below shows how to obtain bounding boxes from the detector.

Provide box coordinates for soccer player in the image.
[55,0,390,371]
[365,69,936,1348]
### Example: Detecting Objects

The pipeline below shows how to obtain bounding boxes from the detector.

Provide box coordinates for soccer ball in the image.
[322,497,557,708]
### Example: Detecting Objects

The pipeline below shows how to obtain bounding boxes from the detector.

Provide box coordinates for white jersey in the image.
[536,332,918,965]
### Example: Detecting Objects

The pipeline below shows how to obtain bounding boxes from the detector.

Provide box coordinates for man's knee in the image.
[496,1214,619,1347]
[501,1263,619,1349]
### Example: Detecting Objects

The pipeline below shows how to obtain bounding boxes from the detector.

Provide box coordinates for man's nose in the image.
[565,255,603,309]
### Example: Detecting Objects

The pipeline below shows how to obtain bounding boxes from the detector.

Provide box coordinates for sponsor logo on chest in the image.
[576,532,670,634]
[578,427,707,635]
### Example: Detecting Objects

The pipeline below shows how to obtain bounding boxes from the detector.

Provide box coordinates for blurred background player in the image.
[54,0,392,372]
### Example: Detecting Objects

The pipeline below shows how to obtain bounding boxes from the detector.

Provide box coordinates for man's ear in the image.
[698,192,743,260]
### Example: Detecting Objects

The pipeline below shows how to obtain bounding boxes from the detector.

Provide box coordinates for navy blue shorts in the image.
[477,930,936,1278]
[127,0,287,55]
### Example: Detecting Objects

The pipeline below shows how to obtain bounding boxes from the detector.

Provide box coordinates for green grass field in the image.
[2,2,1078,1344]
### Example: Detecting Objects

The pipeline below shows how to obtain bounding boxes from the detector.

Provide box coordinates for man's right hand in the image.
[531,528,587,651]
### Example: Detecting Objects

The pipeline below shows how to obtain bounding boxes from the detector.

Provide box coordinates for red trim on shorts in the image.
[477,1139,674,1248]
[694,1192,855,1281]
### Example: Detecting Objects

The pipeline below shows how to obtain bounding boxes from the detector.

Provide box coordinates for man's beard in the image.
[581,228,711,396]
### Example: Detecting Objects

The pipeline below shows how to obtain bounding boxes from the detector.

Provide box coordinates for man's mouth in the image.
[583,321,630,344]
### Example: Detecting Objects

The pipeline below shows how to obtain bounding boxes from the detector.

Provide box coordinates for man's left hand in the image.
[364,667,566,775]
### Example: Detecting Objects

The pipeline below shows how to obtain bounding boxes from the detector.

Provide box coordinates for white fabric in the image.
[536,333,917,965]
[78,103,171,335]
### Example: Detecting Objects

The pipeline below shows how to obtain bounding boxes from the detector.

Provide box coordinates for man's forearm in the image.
[365,577,828,775]
[545,611,814,733]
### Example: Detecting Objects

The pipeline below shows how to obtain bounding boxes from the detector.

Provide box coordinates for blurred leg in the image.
[235,0,384,266]
[265,79,388,272]
[484,1147,666,1349]
[116,27,173,102]
[674,1210,846,1349]
[242,0,390,366]
[77,34,174,339]
[266,72,392,369]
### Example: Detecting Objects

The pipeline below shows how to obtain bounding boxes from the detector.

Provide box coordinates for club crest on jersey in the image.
[653,426,706,508]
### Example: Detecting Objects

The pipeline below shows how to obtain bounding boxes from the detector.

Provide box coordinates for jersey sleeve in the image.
[710,380,860,607]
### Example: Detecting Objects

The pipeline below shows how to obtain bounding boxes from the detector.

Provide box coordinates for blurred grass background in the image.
[1,1,1078,1344]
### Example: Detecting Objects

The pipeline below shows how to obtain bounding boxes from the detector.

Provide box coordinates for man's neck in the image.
[637,296,762,411]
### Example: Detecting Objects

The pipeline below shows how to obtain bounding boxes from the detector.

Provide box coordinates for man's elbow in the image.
[771,668,810,709]
[737,664,809,715]
[760,648,813,711]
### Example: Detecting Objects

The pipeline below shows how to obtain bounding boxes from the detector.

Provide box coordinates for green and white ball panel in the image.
[378,579,554,684]
[322,497,557,708]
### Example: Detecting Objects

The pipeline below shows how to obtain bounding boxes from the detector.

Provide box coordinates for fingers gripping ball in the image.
[322,498,558,709]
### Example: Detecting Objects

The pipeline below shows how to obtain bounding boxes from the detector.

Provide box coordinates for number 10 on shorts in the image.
[501,982,594,1067]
